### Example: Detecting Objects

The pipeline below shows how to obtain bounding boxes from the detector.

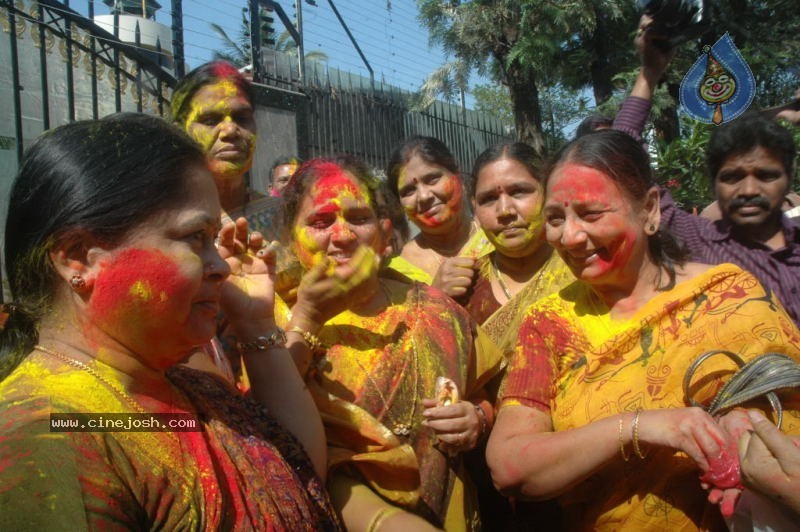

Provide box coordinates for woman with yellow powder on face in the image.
[463,142,574,350]
[486,130,800,530]
[385,136,492,297]
[0,115,339,529]
[282,155,504,531]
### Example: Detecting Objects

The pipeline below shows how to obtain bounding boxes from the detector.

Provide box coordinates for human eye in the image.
[716,170,740,184]
[424,174,442,185]
[544,209,564,226]
[757,170,782,182]
[476,192,497,206]
[398,186,416,198]
[196,113,220,127]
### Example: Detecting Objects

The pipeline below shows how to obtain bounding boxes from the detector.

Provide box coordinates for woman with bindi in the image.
[486,130,800,530]
[0,114,339,529]
[464,142,574,349]
[386,136,491,295]
[282,155,504,531]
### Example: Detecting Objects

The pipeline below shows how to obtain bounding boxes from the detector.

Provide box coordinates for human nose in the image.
[330,219,357,245]
[559,218,587,248]
[204,248,231,282]
[496,195,516,220]
[218,117,239,139]
[738,176,761,197]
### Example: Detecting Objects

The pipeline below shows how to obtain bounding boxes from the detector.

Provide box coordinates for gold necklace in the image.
[35,344,148,414]
[491,253,514,301]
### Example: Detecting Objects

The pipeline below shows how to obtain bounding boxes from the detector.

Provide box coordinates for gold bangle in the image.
[287,325,325,353]
[366,506,403,532]
[618,413,630,462]
[631,408,648,459]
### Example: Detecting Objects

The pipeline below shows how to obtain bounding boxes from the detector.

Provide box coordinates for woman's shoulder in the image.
[675,262,757,288]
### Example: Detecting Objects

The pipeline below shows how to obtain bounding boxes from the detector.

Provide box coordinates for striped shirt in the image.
[661,189,800,327]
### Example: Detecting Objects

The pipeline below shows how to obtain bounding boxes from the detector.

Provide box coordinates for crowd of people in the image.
[1,14,800,532]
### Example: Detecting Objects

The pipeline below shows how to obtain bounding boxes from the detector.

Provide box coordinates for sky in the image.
[175,0,472,104]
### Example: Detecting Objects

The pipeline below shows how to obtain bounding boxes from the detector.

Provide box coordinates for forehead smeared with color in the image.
[308,162,372,209]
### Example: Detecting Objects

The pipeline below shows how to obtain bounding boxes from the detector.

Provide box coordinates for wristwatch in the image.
[236,328,287,353]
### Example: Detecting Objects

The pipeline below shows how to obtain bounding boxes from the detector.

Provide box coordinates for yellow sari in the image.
[307,278,504,530]
[501,263,800,531]
[387,223,493,285]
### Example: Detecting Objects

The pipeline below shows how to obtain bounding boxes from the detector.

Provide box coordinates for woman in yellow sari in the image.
[486,130,800,531]
[0,115,338,529]
[385,136,491,290]
[463,142,574,351]
[282,155,504,530]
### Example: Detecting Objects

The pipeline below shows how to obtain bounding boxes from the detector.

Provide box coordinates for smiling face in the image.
[473,157,545,258]
[700,72,736,104]
[396,153,464,234]
[544,163,657,289]
[715,145,790,231]
[292,165,384,274]
[87,165,229,368]
[184,80,256,182]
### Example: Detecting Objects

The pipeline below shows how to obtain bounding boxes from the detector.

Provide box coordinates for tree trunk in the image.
[505,61,545,156]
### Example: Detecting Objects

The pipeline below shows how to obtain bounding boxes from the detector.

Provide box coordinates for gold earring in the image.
[70,275,86,290]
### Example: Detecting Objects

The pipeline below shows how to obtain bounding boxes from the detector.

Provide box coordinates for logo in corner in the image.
[679,33,755,125]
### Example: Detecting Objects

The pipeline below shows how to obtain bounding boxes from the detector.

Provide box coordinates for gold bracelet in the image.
[631,408,648,459]
[366,506,403,532]
[287,325,325,353]
[618,413,630,462]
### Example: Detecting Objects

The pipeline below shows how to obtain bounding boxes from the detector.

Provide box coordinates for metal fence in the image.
[1,0,514,203]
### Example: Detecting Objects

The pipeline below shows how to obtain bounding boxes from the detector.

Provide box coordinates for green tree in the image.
[415,0,635,155]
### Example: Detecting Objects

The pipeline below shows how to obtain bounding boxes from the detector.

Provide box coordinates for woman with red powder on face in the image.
[281,155,504,531]
[486,130,800,531]
[0,115,339,530]
[385,136,492,297]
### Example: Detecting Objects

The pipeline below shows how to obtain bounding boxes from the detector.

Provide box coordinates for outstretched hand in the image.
[217,217,278,327]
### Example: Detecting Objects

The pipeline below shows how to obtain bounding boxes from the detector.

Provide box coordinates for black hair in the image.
[385,136,459,201]
[1,114,206,379]
[547,129,689,290]
[282,154,387,233]
[469,142,543,198]
[706,114,797,181]
[271,155,303,173]
[169,60,252,126]
[574,114,614,139]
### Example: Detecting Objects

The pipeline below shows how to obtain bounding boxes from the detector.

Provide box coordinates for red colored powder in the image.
[210,61,242,80]
[310,162,365,207]
[699,441,743,492]
[88,248,190,345]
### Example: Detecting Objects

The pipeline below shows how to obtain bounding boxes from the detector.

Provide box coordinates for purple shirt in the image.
[613,95,800,325]
[661,189,800,326]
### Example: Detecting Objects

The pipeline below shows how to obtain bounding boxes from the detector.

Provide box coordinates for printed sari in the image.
[501,263,800,531]
[307,279,504,530]
[466,250,574,355]
[0,355,340,530]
